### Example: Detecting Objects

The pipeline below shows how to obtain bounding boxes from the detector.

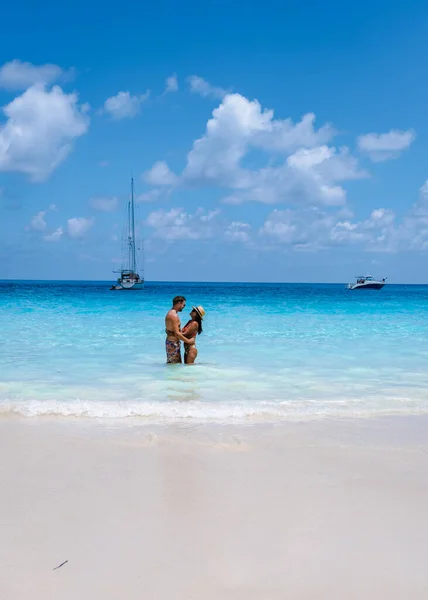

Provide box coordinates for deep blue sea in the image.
[1,281,427,422]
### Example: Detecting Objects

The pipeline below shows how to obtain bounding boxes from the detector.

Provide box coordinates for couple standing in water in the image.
[165,296,205,364]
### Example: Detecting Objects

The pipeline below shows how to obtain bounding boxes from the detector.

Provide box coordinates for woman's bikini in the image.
[182,321,197,355]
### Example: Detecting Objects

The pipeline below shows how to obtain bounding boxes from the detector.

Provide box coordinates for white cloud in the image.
[102,90,150,120]
[89,196,118,212]
[0,84,89,181]
[146,208,184,228]
[199,208,220,222]
[29,210,47,231]
[418,179,428,201]
[187,75,227,99]
[225,221,251,243]
[182,93,272,189]
[140,89,427,254]
[363,208,396,229]
[67,217,94,239]
[145,93,360,207]
[255,112,335,153]
[27,204,58,232]
[146,207,217,240]
[221,194,243,205]
[394,181,428,251]
[165,74,178,93]
[146,208,198,240]
[260,206,374,250]
[0,59,63,90]
[259,182,428,254]
[137,189,163,203]
[260,209,299,244]
[357,129,416,162]
[221,145,362,208]
[144,160,178,186]
[44,226,63,242]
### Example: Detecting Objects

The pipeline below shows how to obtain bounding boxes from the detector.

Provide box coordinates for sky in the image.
[1,0,428,283]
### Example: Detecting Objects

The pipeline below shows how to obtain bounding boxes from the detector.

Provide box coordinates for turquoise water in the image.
[1,281,427,422]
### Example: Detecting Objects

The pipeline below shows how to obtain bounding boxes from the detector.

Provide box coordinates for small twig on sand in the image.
[53,560,68,571]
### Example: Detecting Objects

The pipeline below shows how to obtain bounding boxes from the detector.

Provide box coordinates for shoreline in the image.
[1,416,427,599]
[1,411,428,439]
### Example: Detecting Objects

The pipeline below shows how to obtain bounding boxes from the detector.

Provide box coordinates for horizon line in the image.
[1,278,426,286]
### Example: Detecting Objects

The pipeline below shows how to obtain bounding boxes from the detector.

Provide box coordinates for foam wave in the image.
[1,398,427,423]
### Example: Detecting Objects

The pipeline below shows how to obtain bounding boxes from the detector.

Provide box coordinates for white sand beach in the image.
[0,416,427,599]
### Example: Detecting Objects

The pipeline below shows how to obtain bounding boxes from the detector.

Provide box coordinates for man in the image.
[165,296,195,364]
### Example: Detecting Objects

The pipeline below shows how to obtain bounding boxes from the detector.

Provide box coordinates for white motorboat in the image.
[347,275,387,290]
[110,178,144,291]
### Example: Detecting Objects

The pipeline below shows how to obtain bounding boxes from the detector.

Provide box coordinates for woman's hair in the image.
[193,311,203,335]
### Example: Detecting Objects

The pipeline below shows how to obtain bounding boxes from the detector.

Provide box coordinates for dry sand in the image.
[0,416,427,599]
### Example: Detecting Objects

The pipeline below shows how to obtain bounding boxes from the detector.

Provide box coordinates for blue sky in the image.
[1,0,428,282]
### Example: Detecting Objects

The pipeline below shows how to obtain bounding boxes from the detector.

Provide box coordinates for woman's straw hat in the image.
[192,305,205,320]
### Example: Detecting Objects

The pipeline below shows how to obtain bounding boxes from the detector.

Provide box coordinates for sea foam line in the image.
[0,398,427,423]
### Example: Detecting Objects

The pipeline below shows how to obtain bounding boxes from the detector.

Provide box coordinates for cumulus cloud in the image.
[44,226,63,242]
[224,221,251,243]
[0,84,89,181]
[363,208,396,229]
[357,129,416,162]
[27,204,58,232]
[89,196,118,212]
[260,206,374,251]
[255,112,335,153]
[165,74,178,93]
[102,90,150,120]
[0,59,64,90]
[146,207,219,240]
[144,161,178,186]
[259,178,428,254]
[67,217,94,239]
[199,208,220,222]
[419,179,428,199]
[29,210,47,231]
[137,189,163,203]
[140,87,425,254]
[144,93,359,206]
[187,75,227,99]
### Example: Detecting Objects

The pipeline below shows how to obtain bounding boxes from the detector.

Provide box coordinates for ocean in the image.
[1,280,427,422]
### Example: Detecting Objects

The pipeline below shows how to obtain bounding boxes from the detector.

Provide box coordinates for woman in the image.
[182,305,205,364]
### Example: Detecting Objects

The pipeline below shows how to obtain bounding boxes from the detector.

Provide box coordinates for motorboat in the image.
[347,275,387,290]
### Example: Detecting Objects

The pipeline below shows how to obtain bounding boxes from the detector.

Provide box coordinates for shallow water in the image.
[1,280,427,422]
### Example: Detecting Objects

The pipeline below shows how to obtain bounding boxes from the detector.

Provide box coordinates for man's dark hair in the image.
[173,295,186,305]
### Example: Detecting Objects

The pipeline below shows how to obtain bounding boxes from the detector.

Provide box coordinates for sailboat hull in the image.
[111,280,144,290]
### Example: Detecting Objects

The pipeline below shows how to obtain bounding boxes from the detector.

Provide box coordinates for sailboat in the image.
[110,178,144,290]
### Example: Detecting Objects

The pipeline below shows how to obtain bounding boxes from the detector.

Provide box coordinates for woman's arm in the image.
[182,321,198,342]
[172,315,195,344]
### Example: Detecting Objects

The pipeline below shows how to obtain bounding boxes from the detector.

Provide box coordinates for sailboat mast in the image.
[130,177,136,274]
[127,184,132,271]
